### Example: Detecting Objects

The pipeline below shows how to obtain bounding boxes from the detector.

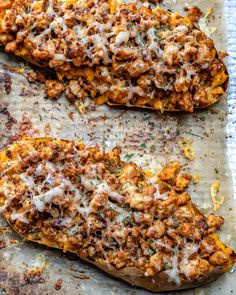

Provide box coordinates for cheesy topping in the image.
[0,138,235,288]
[0,0,228,112]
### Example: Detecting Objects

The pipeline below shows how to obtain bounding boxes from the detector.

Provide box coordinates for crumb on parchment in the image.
[184,5,203,23]
[178,138,196,161]
[211,180,225,211]
[54,278,63,291]
[193,175,200,184]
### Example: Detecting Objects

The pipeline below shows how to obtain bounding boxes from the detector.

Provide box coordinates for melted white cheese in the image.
[154,239,172,250]
[153,185,168,200]
[165,253,181,285]
[166,44,179,55]
[33,185,65,212]
[81,176,100,191]
[115,31,129,45]
[60,216,72,227]
[81,177,124,203]
[35,163,44,176]
[19,174,35,189]
[78,206,93,217]
[62,177,82,201]
[10,211,29,224]
[97,182,124,203]
[73,24,88,45]
[180,239,199,279]
[34,28,51,45]
[108,201,130,222]
[54,53,66,60]
[147,27,159,52]
[90,34,111,64]
[175,25,188,33]
[0,180,17,213]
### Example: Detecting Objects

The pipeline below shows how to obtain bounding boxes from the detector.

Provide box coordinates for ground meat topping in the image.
[0,138,235,285]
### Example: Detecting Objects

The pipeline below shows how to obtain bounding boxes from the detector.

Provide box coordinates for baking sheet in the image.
[0,0,236,294]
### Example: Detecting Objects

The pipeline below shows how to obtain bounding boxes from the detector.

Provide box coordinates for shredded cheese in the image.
[193,175,200,184]
[182,146,195,161]
[210,181,224,211]
[165,253,181,285]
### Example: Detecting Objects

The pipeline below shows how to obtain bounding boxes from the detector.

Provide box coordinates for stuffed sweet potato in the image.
[0,0,228,112]
[0,137,235,292]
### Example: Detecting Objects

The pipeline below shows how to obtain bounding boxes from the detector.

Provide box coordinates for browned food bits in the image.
[54,278,63,290]
[184,6,203,23]
[45,80,65,99]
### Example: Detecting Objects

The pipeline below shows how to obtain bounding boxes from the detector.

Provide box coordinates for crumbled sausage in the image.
[45,80,65,99]
[209,251,229,265]
[175,174,192,192]
[146,220,166,239]
[185,6,203,23]
[207,214,224,232]
[159,162,181,184]
[177,192,191,206]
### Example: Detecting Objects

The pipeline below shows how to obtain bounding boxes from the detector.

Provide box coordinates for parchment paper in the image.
[0,1,236,294]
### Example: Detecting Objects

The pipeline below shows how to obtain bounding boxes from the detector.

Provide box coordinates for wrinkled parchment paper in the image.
[0,0,236,294]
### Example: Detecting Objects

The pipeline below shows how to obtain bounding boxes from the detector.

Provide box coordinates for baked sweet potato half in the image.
[0,137,235,292]
[0,0,228,112]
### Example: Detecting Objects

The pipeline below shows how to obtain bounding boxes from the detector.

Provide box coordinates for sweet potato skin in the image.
[92,261,224,292]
